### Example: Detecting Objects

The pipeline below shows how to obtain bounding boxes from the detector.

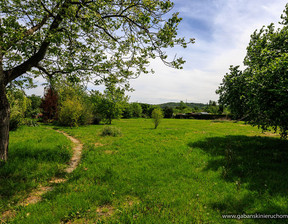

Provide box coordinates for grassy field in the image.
[1,119,288,223]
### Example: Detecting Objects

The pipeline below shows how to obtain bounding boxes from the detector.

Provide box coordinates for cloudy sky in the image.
[27,0,288,104]
[128,0,288,104]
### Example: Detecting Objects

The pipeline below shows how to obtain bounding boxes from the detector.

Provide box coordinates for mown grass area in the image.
[0,126,72,215]
[2,119,288,223]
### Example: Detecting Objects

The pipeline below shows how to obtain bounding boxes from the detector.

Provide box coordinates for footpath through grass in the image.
[1,119,288,223]
[0,126,72,215]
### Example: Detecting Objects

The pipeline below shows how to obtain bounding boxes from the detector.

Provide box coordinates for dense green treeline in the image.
[9,85,227,130]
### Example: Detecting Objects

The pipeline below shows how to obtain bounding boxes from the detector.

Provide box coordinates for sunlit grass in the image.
[2,119,288,223]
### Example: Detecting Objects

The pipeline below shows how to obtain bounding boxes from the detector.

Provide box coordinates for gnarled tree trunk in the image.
[0,80,9,162]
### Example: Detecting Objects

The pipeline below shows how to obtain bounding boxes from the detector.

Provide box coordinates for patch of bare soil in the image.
[103,150,118,155]
[94,143,104,147]
[96,205,115,217]
[1,210,16,222]
[262,132,279,137]
[56,130,83,174]
[19,186,54,206]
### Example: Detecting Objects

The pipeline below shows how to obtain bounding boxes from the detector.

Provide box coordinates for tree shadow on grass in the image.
[189,136,288,220]
[0,145,70,206]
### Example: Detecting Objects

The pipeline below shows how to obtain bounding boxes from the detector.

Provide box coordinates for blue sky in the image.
[27,0,288,104]
[128,0,288,104]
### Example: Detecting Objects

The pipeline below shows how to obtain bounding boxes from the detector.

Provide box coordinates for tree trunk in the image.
[0,19,9,162]
[0,83,9,162]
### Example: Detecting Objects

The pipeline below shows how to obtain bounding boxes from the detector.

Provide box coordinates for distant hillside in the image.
[156,102,206,109]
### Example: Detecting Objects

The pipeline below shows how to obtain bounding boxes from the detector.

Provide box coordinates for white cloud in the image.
[25,77,47,96]
[128,0,288,104]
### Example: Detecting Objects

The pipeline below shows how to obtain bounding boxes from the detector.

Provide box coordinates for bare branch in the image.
[94,24,118,42]
[40,1,55,17]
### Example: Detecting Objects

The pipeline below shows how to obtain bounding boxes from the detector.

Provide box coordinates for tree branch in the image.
[3,15,50,52]
[4,1,70,85]
[94,24,118,42]
[40,1,55,17]
[36,63,72,77]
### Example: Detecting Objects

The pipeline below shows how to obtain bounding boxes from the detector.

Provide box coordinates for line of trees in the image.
[8,84,229,131]
[7,83,163,129]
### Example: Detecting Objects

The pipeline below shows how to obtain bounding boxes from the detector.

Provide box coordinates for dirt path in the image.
[1,130,83,221]
[56,130,83,174]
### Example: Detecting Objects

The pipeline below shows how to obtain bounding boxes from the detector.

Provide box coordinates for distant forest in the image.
[156,102,207,109]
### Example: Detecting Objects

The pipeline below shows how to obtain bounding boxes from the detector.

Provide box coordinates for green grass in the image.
[1,119,288,223]
[0,126,72,215]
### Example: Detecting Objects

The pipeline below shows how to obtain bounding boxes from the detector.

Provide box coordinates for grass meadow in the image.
[1,119,288,223]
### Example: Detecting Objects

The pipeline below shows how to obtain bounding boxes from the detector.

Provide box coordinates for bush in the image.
[152,108,163,129]
[58,98,85,127]
[9,111,23,131]
[23,118,39,127]
[100,126,122,137]
[78,107,93,125]
[7,88,31,131]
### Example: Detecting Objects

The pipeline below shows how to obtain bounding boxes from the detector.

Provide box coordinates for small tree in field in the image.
[152,108,163,129]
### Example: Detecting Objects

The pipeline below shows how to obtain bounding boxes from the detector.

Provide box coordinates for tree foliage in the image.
[217,5,288,138]
[92,84,128,124]
[40,87,59,122]
[139,103,156,118]
[163,106,174,118]
[26,94,42,118]
[123,102,143,118]
[1,0,193,89]
[177,100,187,112]
[7,88,31,130]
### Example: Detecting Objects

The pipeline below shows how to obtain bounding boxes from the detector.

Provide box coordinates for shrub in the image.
[26,94,42,118]
[78,107,93,125]
[58,98,84,127]
[23,118,39,127]
[9,110,23,131]
[100,126,122,137]
[151,108,163,129]
[7,89,31,131]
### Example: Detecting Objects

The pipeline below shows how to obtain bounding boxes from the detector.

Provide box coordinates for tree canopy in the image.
[1,0,193,88]
[217,4,288,138]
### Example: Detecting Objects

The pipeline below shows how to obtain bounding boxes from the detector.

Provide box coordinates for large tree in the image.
[216,65,249,119]
[217,4,288,138]
[0,0,193,161]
